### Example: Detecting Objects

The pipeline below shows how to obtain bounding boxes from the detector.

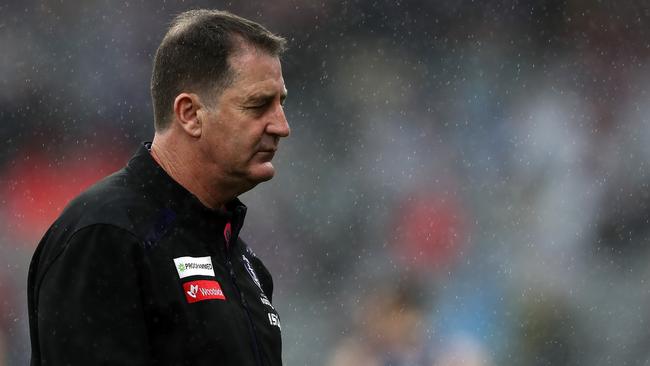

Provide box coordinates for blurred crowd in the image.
[1,0,650,365]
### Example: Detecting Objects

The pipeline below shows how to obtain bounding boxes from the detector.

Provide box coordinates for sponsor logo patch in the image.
[174,256,215,278]
[183,280,226,303]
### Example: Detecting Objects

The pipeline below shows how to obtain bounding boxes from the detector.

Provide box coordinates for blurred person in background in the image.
[27,9,289,365]
[327,277,430,366]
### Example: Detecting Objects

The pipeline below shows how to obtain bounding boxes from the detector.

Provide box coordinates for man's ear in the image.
[173,93,203,138]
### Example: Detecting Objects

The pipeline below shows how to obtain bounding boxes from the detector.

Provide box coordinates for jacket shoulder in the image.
[30,168,171,294]
[56,168,164,240]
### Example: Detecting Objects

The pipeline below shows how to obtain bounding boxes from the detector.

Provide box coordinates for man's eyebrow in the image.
[244,90,288,104]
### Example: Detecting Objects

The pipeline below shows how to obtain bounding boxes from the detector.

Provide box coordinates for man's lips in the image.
[255,150,276,161]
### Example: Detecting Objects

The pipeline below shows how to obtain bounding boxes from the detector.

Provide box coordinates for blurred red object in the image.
[392,190,468,271]
[1,147,128,245]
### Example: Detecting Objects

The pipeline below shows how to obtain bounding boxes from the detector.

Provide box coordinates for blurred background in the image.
[1,0,650,365]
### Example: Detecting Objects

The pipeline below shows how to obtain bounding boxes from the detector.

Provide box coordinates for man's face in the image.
[198,45,289,192]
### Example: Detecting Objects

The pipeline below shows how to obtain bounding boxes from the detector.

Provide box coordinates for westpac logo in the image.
[183,280,226,303]
[173,256,215,278]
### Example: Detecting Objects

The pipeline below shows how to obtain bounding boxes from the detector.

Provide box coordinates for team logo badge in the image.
[241,255,262,290]
[246,245,257,258]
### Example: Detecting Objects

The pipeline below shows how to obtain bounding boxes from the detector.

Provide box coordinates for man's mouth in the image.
[257,145,277,153]
[255,150,276,161]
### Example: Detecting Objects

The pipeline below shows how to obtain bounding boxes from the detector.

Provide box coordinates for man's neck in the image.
[150,133,234,210]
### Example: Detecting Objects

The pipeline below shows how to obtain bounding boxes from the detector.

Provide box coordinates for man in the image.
[28,9,289,365]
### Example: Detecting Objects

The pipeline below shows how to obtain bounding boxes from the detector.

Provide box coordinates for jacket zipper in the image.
[224,222,264,366]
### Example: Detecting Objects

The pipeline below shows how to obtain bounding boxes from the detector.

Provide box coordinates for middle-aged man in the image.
[28,9,289,365]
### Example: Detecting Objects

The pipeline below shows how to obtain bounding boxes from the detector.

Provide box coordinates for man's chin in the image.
[249,163,276,183]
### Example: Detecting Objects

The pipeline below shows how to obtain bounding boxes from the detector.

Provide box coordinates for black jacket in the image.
[28,143,282,365]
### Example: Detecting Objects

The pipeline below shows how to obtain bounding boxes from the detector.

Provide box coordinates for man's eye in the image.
[254,100,272,108]
[246,104,266,110]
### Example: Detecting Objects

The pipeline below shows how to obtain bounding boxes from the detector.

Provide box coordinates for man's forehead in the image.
[227,50,286,98]
[229,44,282,75]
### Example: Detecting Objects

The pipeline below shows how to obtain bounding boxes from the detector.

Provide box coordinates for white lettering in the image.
[261,296,273,308]
[268,313,281,330]
[199,288,224,296]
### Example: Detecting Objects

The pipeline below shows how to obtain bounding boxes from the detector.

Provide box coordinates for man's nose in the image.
[267,103,290,138]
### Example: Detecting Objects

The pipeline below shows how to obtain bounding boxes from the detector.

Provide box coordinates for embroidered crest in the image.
[241,255,262,290]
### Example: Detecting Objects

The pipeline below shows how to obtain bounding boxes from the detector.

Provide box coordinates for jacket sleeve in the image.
[34,224,150,365]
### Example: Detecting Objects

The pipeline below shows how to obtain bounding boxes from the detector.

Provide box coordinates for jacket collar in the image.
[125,142,247,230]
